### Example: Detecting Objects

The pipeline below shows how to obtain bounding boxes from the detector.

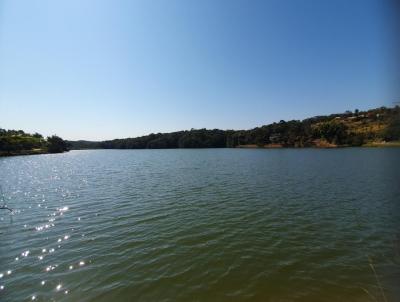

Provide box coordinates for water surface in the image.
[1,149,399,301]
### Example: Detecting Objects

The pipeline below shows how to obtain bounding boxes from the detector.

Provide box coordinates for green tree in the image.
[47,135,69,153]
[383,118,400,141]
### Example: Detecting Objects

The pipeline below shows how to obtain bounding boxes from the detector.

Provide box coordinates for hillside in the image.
[68,106,400,150]
[0,130,69,156]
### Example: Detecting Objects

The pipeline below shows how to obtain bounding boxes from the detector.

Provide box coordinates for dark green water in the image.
[0,149,399,302]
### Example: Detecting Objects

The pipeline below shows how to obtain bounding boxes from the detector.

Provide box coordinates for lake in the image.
[0,149,399,301]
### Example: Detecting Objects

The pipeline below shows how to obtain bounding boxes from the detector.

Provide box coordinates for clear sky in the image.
[0,0,398,140]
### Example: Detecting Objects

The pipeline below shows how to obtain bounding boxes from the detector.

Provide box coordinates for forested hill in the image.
[69,106,400,149]
[0,130,69,156]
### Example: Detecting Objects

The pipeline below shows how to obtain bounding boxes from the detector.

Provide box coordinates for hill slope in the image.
[68,106,400,149]
[0,130,69,156]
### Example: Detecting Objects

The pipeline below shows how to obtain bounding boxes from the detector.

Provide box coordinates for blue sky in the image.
[0,0,398,140]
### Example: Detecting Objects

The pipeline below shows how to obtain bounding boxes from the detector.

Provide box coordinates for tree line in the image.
[2,106,398,155]
[69,106,400,149]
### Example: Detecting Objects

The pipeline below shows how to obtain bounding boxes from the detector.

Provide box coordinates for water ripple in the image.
[1,149,400,301]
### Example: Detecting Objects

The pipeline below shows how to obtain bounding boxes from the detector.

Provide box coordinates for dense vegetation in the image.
[68,106,400,150]
[0,129,69,156]
[2,106,398,156]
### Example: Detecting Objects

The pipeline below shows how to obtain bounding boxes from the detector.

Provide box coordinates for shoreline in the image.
[236,141,400,149]
[0,149,69,157]
[2,142,399,157]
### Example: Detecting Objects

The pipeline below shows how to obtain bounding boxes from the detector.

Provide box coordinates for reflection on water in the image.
[0,149,399,301]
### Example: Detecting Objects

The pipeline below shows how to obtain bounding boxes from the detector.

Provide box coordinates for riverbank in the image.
[2,143,400,157]
[0,130,70,157]
[362,141,400,147]
[235,140,400,149]
[0,149,69,157]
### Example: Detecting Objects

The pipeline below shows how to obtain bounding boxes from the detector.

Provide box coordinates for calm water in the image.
[0,149,399,302]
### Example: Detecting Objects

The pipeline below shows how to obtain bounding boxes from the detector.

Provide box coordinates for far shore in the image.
[2,141,400,157]
[236,140,400,149]
[69,144,400,151]
[0,149,69,157]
